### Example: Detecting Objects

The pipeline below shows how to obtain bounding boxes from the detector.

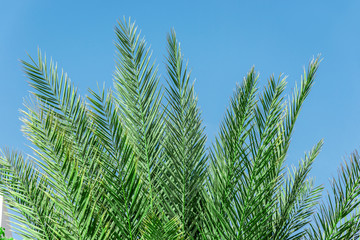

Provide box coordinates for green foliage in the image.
[140,211,185,240]
[1,17,360,239]
[0,228,13,240]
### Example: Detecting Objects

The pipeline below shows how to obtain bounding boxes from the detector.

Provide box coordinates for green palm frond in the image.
[272,140,324,240]
[87,87,125,163]
[161,30,208,239]
[234,75,287,239]
[140,211,185,240]
[203,58,321,240]
[113,18,165,211]
[202,67,258,239]
[100,151,148,239]
[87,86,150,239]
[281,58,320,155]
[204,73,287,239]
[0,150,55,240]
[1,53,118,239]
[2,107,110,239]
[268,57,322,240]
[307,150,360,240]
[21,50,88,137]
[21,50,98,178]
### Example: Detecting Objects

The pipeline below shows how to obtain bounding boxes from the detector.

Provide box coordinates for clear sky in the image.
[1,0,360,200]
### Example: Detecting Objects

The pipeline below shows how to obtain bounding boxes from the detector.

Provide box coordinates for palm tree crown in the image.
[1,18,360,240]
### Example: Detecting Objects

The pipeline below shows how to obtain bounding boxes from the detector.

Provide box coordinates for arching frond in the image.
[272,140,324,240]
[307,150,360,240]
[161,30,208,239]
[113,18,165,211]
[87,86,150,239]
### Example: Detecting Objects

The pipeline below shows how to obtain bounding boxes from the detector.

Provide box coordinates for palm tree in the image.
[1,18,360,240]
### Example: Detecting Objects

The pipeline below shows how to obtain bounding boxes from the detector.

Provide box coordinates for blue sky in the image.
[1,0,360,201]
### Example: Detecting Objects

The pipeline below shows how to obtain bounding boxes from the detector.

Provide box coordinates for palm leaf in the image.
[271,140,324,240]
[203,58,321,239]
[307,150,360,239]
[0,150,57,239]
[161,30,208,239]
[3,53,120,239]
[202,67,258,239]
[140,211,185,240]
[87,86,150,239]
[113,18,165,211]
